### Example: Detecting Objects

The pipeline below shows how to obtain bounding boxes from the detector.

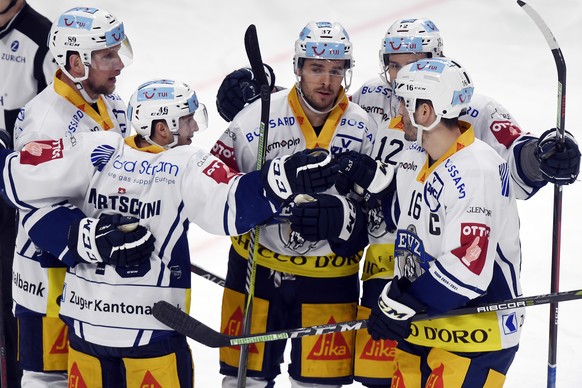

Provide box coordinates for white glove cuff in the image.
[368,162,395,194]
[378,281,416,321]
[337,197,357,241]
[74,218,104,264]
[266,155,292,201]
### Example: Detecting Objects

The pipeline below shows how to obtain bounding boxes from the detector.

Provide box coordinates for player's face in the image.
[176,113,199,146]
[398,99,418,141]
[387,53,429,83]
[298,59,345,111]
[84,46,125,98]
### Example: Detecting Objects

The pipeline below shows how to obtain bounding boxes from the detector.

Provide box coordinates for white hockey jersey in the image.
[352,76,544,199]
[352,76,542,281]
[388,125,524,352]
[0,3,56,134]
[211,86,375,277]
[11,70,130,318]
[0,131,277,347]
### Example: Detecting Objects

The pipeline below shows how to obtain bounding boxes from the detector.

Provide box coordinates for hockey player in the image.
[216,18,581,387]
[301,57,526,386]
[0,1,57,384]
[211,21,375,388]
[10,7,133,386]
[0,78,338,387]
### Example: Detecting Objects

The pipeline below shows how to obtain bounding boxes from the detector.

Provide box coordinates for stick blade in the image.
[152,301,228,348]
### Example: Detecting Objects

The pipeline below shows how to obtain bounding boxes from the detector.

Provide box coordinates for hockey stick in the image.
[237,24,271,388]
[153,288,582,348]
[190,263,225,287]
[517,2,566,387]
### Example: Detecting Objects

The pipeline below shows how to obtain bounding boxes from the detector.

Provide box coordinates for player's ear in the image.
[417,101,435,126]
[67,52,85,77]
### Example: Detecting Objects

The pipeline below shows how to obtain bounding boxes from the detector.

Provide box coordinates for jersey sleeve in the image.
[181,150,275,236]
[464,94,545,199]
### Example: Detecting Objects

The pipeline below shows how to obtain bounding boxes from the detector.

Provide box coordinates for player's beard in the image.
[300,82,339,112]
[85,78,116,98]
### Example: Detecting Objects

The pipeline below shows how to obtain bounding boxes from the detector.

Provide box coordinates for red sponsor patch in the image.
[203,160,238,184]
[489,120,522,148]
[307,316,351,360]
[451,223,490,275]
[211,141,239,172]
[20,139,64,165]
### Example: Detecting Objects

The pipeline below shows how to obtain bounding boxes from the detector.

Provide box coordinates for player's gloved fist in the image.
[261,148,339,206]
[367,276,426,342]
[289,193,364,243]
[536,128,581,185]
[216,63,276,122]
[336,151,395,201]
[0,128,11,149]
[68,214,156,267]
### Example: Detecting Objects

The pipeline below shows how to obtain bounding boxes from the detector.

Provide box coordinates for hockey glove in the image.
[0,128,11,149]
[536,128,581,185]
[262,148,338,206]
[289,193,364,243]
[216,63,276,122]
[68,214,155,267]
[367,276,426,342]
[336,151,395,201]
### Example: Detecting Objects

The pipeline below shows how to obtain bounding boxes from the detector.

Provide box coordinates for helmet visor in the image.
[90,37,133,71]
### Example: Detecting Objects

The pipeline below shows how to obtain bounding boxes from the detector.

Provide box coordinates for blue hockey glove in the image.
[0,128,11,149]
[216,63,276,122]
[336,151,395,201]
[68,214,155,267]
[536,128,580,185]
[367,276,426,342]
[262,148,338,206]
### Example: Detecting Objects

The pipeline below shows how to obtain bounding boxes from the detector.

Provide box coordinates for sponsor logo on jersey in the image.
[223,306,259,353]
[359,338,396,361]
[211,141,236,168]
[424,172,444,212]
[451,223,490,275]
[499,162,510,197]
[203,160,238,184]
[141,371,162,387]
[268,116,296,128]
[444,158,466,199]
[502,312,518,335]
[20,139,63,165]
[466,206,492,216]
[87,188,161,219]
[50,325,69,354]
[1,52,25,63]
[68,362,87,387]
[307,317,351,360]
[426,364,445,387]
[266,137,301,153]
[112,156,179,176]
[409,323,490,344]
[13,272,45,297]
[398,160,418,172]
[490,120,522,148]
[330,134,363,155]
[90,144,115,171]
[67,289,154,315]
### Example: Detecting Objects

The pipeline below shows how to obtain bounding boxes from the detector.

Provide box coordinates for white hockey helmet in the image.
[128,79,208,148]
[48,7,133,82]
[294,21,354,69]
[394,58,474,131]
[379,18,443,81]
